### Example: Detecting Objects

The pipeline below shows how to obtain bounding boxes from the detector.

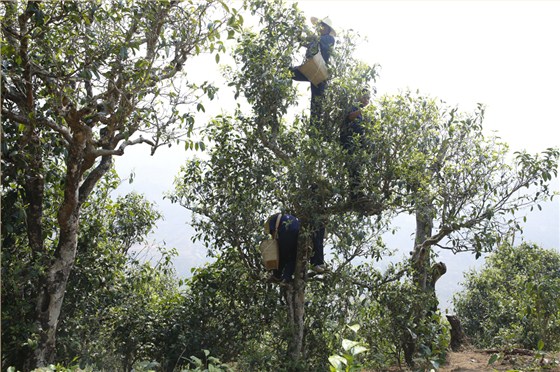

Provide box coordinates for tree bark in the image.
[404,203,437,367]
[412,203,435,290]
[284,232,309,371]
[446,315,467,351]
[33,126,110,366]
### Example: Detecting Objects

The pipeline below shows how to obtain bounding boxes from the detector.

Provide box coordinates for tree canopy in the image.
[1,0,242,368]
[2,0,558,370]
[454,242,560,351]
[171,0,558,368]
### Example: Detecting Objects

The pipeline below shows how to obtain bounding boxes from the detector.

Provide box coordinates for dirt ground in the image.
[439,347,560,372]
[379,347,560,371]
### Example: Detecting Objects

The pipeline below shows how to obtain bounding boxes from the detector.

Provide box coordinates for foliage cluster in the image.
[1,0,242,368]
[454,242,560,351]
[2,0,559,371]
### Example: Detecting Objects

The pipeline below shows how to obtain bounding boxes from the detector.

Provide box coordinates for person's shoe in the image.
[312,264,329,273]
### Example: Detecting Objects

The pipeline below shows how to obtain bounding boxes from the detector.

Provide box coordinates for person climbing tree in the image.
[308,182,329,273]
[340,89,372,200]
[291,16,336,126]
[264,211,328,282]
[265,213,300,284]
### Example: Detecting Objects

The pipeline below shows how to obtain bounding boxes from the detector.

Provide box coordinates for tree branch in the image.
[38,116,72,143]
[2,108,30,126]
[78,155,113,205]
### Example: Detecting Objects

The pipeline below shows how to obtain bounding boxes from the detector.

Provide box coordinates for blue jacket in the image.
[319,34,335,63]
[267,214,300,236]
[306,34,335,64]
[340,105,366,151]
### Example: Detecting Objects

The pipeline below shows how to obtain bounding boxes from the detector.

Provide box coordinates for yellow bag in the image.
[260,214,282,270]
[297,50,329,87]
[260,239,279,270]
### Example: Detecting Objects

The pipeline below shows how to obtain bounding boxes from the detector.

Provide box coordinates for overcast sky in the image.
[115,1,560,310]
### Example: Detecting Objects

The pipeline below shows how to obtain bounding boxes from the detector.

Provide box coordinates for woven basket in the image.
[260,239,279,270]
[298,52,329,87]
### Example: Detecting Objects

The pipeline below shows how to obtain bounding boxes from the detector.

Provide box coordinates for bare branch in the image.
[2,108,30,126]
[38,116,72,144]
[78,155,113,205]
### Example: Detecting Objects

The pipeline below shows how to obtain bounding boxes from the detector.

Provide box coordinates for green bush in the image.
[453,243,560,350]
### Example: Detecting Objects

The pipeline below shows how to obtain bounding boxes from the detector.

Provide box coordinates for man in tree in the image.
[291,16,336,126]
[340,89,372,200]
[265,213,300,284]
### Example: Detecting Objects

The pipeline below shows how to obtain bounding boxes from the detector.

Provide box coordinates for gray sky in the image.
[115,0,560,310]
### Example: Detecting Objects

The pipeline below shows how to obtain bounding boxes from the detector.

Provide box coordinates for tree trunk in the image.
[284,232,309,371]
[34,237,78,366]
[446,315,467,351]
[18,124,47,371]
[404,204,436,366]
[33,151,83,365]
[31,131,110,367]
[412,203,434,290]
[285,284,305,368]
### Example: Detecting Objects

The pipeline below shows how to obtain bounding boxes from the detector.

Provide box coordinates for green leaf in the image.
[352,345,368,355]
[328,355,347,369]
[190,356,202,366]
[215,53,220,63]
[347,324,360,333]
[342,339,359,352]
[488,353,499,365]
[119,46,127,59]
[538,339,545,351]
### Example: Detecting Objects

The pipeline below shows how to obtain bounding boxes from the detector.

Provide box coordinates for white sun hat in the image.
[310,16,336,37]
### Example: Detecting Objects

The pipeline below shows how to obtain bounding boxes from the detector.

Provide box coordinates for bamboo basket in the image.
[298,52,329,87]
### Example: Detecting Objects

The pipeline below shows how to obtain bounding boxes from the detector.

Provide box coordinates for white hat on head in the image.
[310,16,336,36]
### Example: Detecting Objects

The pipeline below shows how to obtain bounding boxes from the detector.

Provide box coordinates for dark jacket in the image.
[267,214,300,236]
[340,105,366,152]
[306,34,335,64]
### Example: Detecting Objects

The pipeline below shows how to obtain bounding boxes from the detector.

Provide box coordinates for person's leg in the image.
[279,229,298,281]
[310,225,325,266]
[275,236,289,280]
[310,82,327,127]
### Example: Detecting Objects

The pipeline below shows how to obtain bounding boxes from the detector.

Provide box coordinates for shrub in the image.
[453,243,560,350]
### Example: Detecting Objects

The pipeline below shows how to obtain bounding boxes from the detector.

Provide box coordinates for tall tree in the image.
[0,1,242,367]
[172,0,558,369]
[384,94,559,364]
[359,92,559,365]
[173,1,385,368]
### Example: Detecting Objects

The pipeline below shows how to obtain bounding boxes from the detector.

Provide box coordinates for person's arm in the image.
[347,109,362,121]
[319,34,335,61]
